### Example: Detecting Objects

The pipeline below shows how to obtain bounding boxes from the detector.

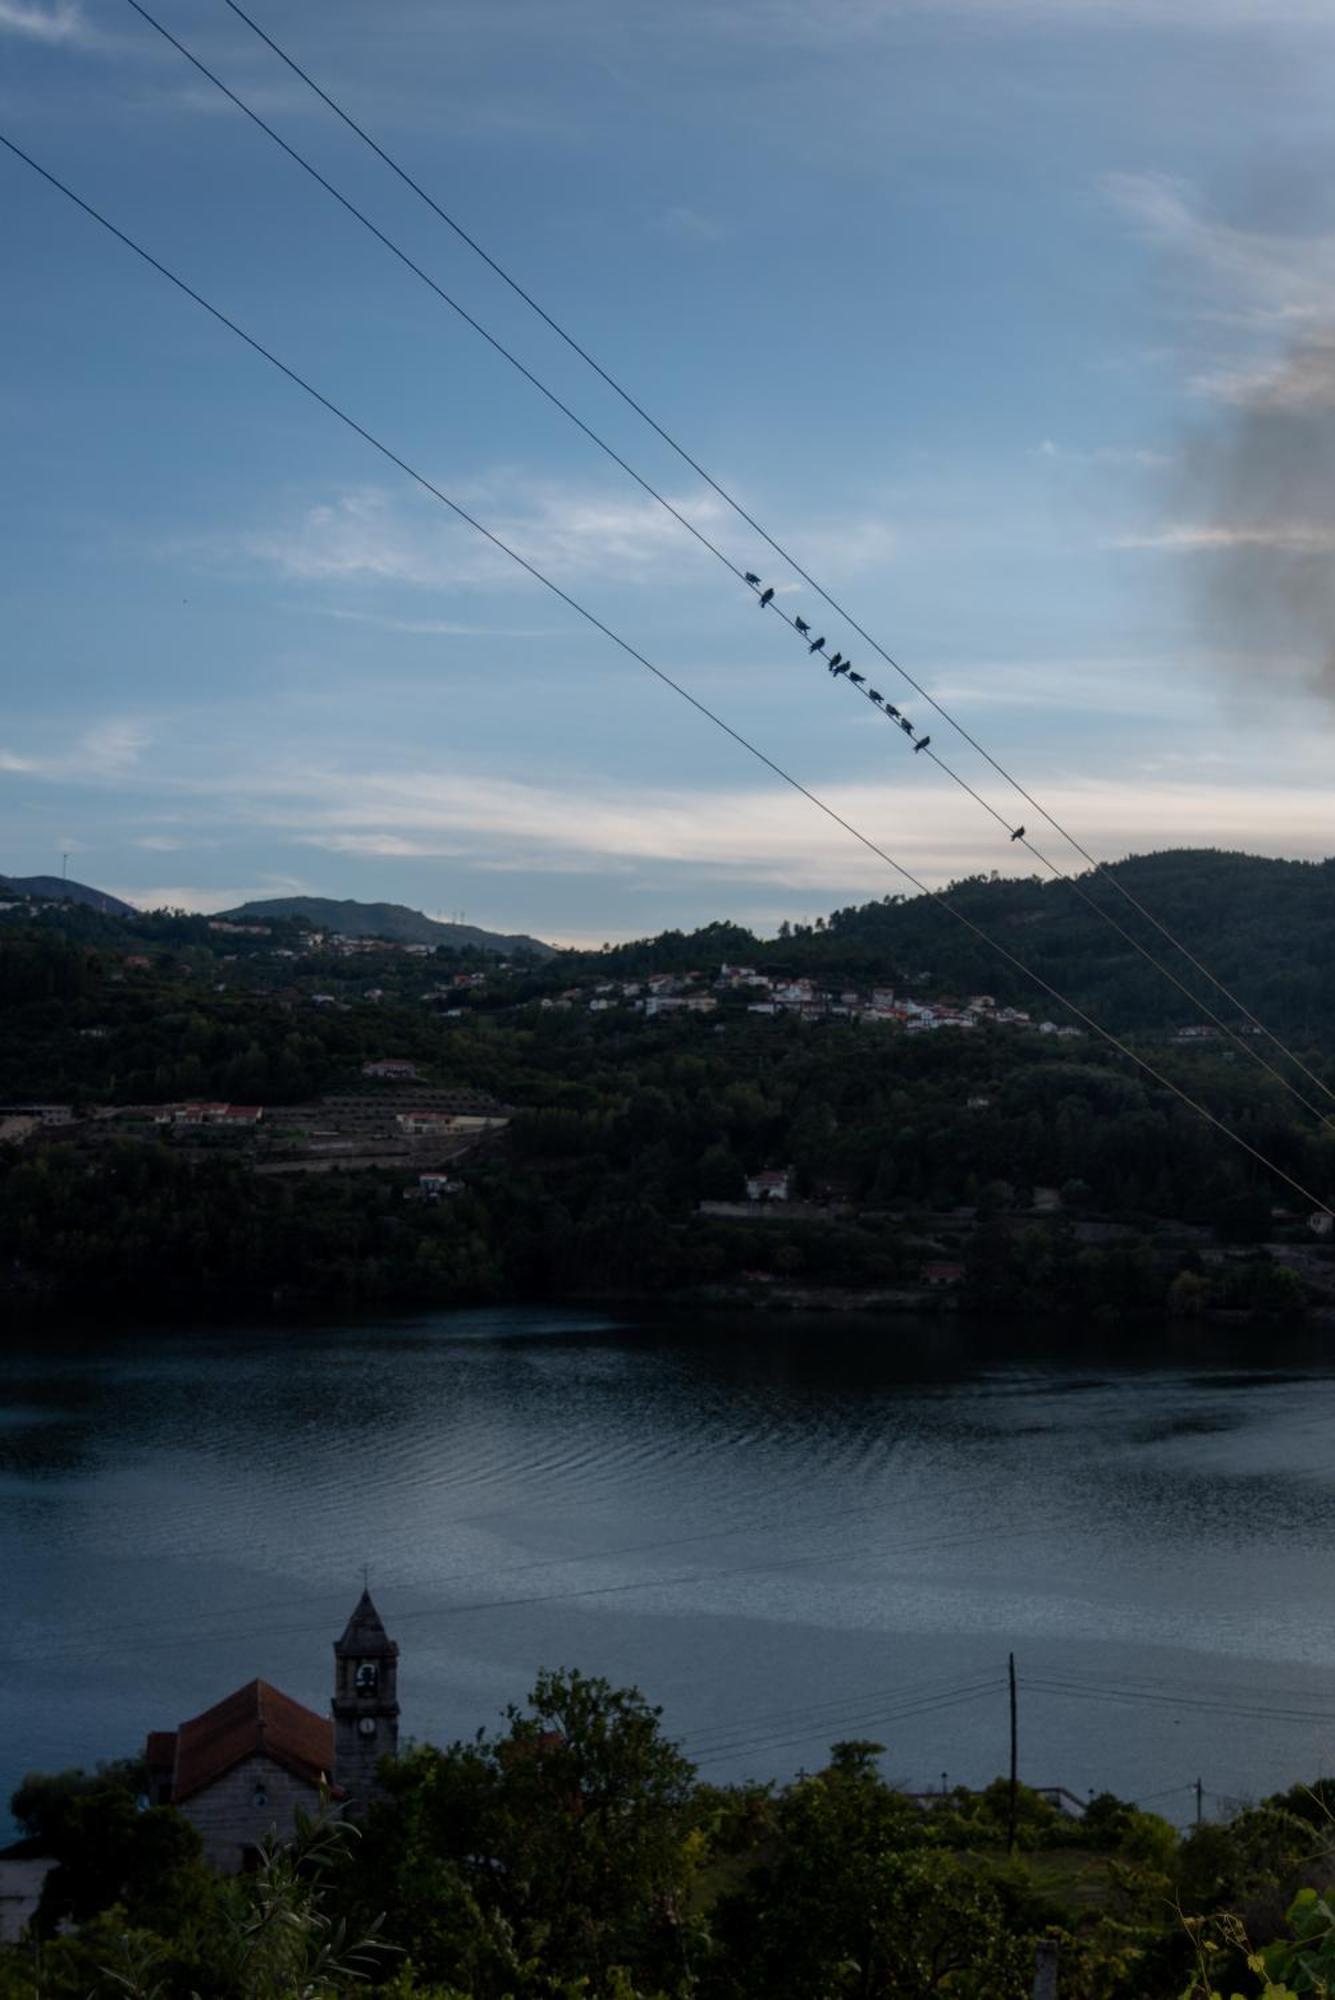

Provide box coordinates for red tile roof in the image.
[170,1679,334,1803]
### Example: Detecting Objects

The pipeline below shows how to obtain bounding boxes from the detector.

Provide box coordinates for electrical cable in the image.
[17,1503,1096,1670]
[130,0,1335,1132]
[0,130,1328,1238]
[681,1678,1006,1762]
[681,1670,1011,1753]
[688,1683,1007,1770]
[214,0,1335,1115]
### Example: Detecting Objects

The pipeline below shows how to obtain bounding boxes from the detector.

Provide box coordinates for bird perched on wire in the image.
[794,616,810,636]
[758,586,774,609]
[884,701,900,718]
[868,689,886,707]
[826,652,844,672]
[914,735,931,754]
[809,635,826,654]
[1010,825,1026,841]
[847,671,865,686]
[897,716,914,735]
[744,572,761,587]
[830,659,850,678]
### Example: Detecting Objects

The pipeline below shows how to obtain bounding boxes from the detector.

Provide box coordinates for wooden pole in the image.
[1008,1652,1018,1855]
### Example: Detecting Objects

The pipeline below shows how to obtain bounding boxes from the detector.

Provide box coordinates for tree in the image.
[711,1756,1035,1998]
[354,1670,702,1996]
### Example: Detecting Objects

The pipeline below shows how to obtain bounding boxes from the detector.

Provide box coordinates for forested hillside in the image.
[1,850,1332,1317]
[582,850,1335,1039]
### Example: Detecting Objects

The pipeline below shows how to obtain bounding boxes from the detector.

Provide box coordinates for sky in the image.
[3,0,1335,946]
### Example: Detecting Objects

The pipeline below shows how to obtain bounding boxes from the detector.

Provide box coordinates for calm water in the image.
[6,1305,1335,1830]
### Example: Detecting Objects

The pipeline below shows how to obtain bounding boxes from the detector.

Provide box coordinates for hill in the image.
[583,848,1335,1039]
[222,895,557,960]
[0,873,136,916]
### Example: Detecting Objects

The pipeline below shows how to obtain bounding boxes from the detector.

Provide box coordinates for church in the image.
[143,1588,399,1873]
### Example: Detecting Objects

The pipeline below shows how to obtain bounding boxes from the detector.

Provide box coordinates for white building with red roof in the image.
[143,1590,398,1872]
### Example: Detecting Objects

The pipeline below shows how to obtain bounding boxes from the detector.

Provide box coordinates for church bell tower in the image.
[332,1588,399,1808]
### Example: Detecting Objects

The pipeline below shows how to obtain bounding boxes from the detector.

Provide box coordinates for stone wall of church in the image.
[178,1754,324,1874]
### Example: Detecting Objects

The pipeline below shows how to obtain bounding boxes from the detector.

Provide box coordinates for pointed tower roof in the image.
[335,1587,397,1658]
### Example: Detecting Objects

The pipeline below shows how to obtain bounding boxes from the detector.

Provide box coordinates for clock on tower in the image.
[331,1587,399,1808]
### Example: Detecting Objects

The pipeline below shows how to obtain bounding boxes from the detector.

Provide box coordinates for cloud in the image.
[203,477,898,596]
[1033,438,1171,469]
[222,757,1335,898]
[0,720,150,780]
[1110,522,1335,552]
[309,607,561,638]
[225,481,733,590]
[0,0,90,43]
[1104,173,1335,329]
[660,206,727,242]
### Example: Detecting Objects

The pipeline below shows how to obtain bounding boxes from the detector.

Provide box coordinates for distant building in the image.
[746,1168,792,1203]
[143,1590,399,1873]
[363,1059,419,1080]
[920,1260,965,1288]
[0,1838,53,1943]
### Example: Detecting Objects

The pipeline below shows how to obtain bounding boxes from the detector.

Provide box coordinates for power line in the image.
[680,1670,1004,1754]
[682,1680,1007,1765]
[0,130,1328,1235]
[133,0,1335,1134]
[27,1489,1083,1658]
[215,0,1335,1116]
[20,1504,1098,1672]
[688,1683,1008,1771]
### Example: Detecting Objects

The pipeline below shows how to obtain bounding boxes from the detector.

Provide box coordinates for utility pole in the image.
[1195,1777,1204,1827]
[1008,1652,1018,1855]
[61,850,69,880]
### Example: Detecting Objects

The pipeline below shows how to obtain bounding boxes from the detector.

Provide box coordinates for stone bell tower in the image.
[332,1588,399,1808]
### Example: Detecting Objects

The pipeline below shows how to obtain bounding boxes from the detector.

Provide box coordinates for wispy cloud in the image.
[309,606,561,639]
[0,0,91,43]
[1104,172,1335,331]
[660,205,727,242]
[1110,521,1335,552]
[1033,438,1171,469]
[198,477,898,595]
[0,720,150,780]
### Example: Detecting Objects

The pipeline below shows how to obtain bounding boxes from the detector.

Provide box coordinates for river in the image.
[5,1305,1335,1830]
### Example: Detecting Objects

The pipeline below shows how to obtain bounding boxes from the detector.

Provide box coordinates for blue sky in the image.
[3,0,1334,944]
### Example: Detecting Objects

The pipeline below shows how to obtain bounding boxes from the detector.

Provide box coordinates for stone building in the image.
[143,1588,399,1873]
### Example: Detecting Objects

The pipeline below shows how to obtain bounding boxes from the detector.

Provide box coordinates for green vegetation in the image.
[1,851,1332,1318]
[8,1671,1335,1997]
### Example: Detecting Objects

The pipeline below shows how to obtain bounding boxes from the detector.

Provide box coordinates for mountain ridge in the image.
[222,894,557,960]
[0,873,137,916]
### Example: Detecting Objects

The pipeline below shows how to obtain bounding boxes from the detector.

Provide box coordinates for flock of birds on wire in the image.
[743,572,1026,842]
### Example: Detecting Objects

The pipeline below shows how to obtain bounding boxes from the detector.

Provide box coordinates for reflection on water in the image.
[6,1306,1335,1828]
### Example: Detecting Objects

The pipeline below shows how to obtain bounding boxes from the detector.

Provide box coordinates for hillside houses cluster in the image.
[542,964,1085,1037]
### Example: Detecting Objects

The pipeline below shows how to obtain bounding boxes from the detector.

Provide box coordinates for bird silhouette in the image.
[898,716,914,735]
[744,572,761,587]
[885,702,900,718]
[795,616,810,636]
[868,689,885,706]
[1010,825,1025,841]
[831,660,850,678]
[758,587,774,609]
[809,636,826,654]
[914,735,931,753]
[826,652,844,671]
[847,672,865,686]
